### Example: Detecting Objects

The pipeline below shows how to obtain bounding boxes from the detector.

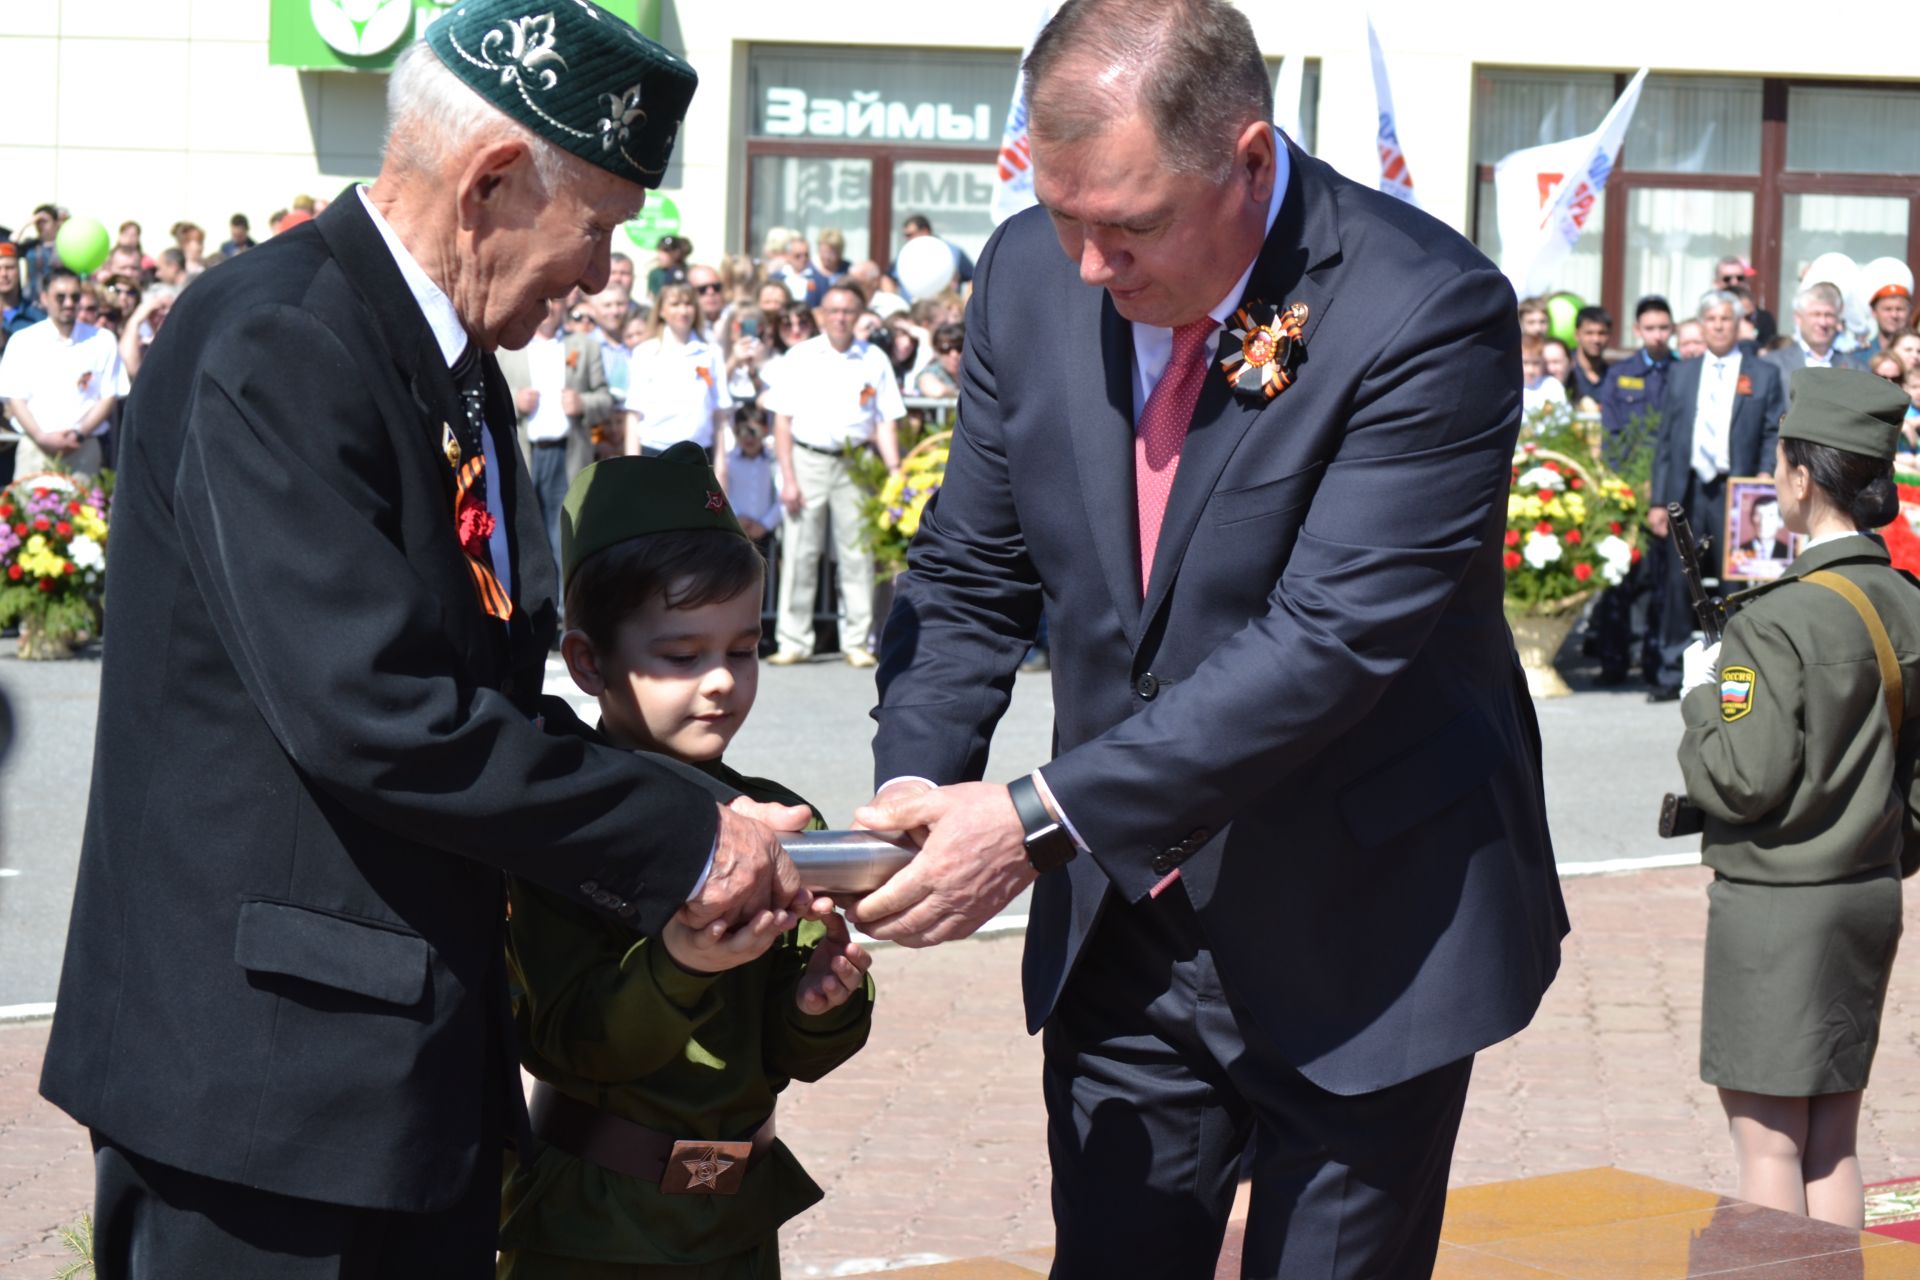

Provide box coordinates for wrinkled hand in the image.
[795,912,871,1014]
[1682,639,1722,698]
[515,387,540,416]
[561,388,583,417]
[1646,506,1670,539]
[781,480,804,516]
[852,778,934,847]
[848,782,1036,947]
[681,798,811,932]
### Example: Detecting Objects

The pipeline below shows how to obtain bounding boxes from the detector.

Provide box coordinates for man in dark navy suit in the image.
[1592,295,1679,684]
[847,1,1568,1275]
[1646,290,1787,699]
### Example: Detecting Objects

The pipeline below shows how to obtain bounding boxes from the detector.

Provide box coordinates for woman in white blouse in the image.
[623,282,733,488]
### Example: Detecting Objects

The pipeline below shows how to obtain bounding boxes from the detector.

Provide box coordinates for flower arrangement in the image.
[1503,444,1640,616]
[844,424,948,581]
[0,471,110,657]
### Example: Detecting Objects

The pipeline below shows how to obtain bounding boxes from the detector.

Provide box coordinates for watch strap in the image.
[1008,773,1076,874]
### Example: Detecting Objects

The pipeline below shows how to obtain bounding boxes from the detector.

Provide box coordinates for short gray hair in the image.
[383,41,579,194]
[1795,280,1844,313]
[1698,289,1745,320]
[1024,0,1273,182]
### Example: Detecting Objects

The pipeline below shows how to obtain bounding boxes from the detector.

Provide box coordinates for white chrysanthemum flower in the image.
[1516,466,1565,492]
[68,535,104,571]
[1522,530,1563,569]
[1597,534,1633,586]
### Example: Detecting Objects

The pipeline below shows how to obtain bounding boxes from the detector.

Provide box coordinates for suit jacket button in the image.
[1136,673,1160,701]
[1187,829,1210,847]
[616,903,636,918]
[579,880,599,896]
[1152,853,1174,875]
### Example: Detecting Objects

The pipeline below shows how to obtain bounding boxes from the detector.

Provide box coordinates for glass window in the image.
[749,156,873,268]
[1786,86,1920,174]
[891,161,997,266]
[749,46,1011,148]
[1472,69,1615,166]
[1265,56,1322,155]
[1622,189,1753,317]
[1779,194,1908,321]
[1474,176,1605,306]
[1622,75,1761,175]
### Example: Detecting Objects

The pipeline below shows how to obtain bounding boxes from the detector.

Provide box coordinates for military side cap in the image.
[425,0,696,189]
[561,444,744,589]
[1780,367,1908,460]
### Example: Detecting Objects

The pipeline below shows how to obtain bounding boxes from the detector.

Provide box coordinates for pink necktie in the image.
[1136,318,1217,593]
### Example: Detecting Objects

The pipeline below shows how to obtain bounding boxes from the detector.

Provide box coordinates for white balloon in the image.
[1855,256,1914,333]
[896,237,959,302]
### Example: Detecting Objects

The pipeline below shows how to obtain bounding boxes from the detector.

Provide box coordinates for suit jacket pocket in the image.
[1212,462,1326,528]
[1337,708,1507,848]
[234,899,431,1008]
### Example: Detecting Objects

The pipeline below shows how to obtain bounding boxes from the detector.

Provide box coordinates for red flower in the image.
[9,524,21,537]
[31,488,46,500]
[1610,522,1623,535]
[1503,551,1523,570]
[1569,476,1582,489]
[1522,443,1538,454]
[1631,547,1643,564]
[1565,529,1582,544]
[456,495,496,555]
[0,505,12,520]
[1535,521,1553,534]
[5,565,19,581]
[1573,563,1593,582]
[36,578,54,593]
[64,561,77,575]
[55,521,71,538]
[1504,529,1521,547]
[1543,461,1560,472]
[66,501,80,515]
[32,517,49,532]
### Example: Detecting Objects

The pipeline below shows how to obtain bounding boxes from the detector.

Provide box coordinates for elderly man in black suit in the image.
[1646,289,1788,699]
[846,1,1568,1275]
[39,5,812,1274]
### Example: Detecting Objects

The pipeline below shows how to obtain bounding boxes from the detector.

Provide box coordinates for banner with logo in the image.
[989,2,1057,226]
[1366,16,1417,207]
[1494,68,1649,299]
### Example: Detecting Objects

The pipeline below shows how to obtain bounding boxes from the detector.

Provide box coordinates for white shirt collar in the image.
[356,186,469,368]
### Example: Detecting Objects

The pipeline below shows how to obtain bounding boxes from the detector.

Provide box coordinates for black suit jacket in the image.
[872,144,1568,1096]
[1649,354,1786,510]
[41,191,734,1212]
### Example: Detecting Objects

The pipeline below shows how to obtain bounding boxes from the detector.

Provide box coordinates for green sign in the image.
[270,0,641,72]
[623,196,682,251]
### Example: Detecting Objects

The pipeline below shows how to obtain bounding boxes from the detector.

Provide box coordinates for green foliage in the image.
[51,1213,93,1280]
[843,419,943,580]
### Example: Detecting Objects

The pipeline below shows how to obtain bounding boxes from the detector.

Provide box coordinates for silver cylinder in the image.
[779,829,916,895]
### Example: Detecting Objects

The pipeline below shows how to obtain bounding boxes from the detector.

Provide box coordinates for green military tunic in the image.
[1679,533,1914,1095]
[499,730,875,1278]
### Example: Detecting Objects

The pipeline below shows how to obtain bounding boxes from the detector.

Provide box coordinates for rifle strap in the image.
[1803,570,1903,741]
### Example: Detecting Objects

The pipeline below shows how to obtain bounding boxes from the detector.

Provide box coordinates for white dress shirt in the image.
[356,186,511,602]
[760,336,906,449]
[1691,351,1742,485]
[626,331,733,450]
[0,318,128,436]
[522,333,572,443]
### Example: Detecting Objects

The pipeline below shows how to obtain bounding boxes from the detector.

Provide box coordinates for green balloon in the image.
[54,217,111,276]
[1545,292,1584,347]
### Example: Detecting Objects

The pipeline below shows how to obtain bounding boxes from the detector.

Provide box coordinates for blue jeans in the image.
[530,443,568,571]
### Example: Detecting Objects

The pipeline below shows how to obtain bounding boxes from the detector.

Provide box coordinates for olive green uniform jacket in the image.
[1680,534,1920,884]
[500,721,874,1270]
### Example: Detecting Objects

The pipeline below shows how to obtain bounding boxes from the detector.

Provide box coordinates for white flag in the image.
[1367,16,1417,206]
[991,3,1056,226]
[1273,54,1306,153]
[1494,68,1649,298]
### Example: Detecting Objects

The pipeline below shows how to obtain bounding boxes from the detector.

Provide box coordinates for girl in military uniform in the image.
[499,446,875,1278]
[1678,368,1918,1228]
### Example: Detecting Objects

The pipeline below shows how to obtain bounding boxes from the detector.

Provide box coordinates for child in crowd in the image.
[498,445,874,1279]
[1521,343,1568,417]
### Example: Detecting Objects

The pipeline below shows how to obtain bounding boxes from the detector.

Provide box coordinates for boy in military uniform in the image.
[500,444,875,1278]
[1677,368,1918,1229]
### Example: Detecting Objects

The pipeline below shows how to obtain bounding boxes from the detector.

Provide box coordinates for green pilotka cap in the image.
[1780,367,1909,461]
[560,444,745,590]
[424,0,696,189]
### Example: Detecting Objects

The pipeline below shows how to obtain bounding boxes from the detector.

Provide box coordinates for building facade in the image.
[6,0,1918,322]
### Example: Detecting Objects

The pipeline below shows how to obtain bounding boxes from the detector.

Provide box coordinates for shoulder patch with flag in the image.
[1720,666,1757,721]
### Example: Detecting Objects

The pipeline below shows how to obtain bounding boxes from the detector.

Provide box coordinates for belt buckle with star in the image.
[661,1138,753,1195]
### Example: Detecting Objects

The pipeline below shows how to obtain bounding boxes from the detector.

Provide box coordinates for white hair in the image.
[1795,280,1844,313]
[1698,288,1745,320]
[383,41,580,194]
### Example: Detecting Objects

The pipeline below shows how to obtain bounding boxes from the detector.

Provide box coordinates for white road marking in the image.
[0,1002,56,1022]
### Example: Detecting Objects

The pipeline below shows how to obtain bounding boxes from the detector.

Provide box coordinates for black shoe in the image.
[1647,686,1681,703]
[1596,666,1629,687]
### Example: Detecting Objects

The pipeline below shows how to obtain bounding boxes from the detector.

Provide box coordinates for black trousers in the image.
[91,1136,502,1279]
[1043,886,1473,1280]
[1652,473,1727,690]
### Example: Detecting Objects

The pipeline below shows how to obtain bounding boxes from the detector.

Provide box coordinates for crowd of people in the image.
[0,199,974,664]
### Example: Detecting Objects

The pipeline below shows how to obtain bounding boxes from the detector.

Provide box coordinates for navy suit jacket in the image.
[872,145,1568,1096]
[1649,354,1786,510]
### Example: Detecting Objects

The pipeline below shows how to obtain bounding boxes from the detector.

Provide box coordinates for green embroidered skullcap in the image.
[561,444,744,589]
[1780,367,1907,460]
[425,0,696,189]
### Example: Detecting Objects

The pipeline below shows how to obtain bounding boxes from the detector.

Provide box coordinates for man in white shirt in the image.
[1766,281,1844,376]
[764,282,903,666]
[498,297,609,565]
[0,267,128,479]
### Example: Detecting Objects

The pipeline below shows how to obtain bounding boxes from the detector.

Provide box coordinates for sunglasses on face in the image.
[694,282,724,294]
[935,343,961,355]
[48,291,80,305]
[781,317,812,329]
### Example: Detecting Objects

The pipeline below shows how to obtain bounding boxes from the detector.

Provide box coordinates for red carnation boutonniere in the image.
[695,365,714,390]
[859,384,877,409]
[566,349,580,370]
[456,491,496,555]
[76,371,93,393]
[1735,373,1753,397]
[1220,301,1308,402]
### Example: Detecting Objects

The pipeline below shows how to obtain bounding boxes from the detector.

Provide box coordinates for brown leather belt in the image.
[527,1081,774,1195]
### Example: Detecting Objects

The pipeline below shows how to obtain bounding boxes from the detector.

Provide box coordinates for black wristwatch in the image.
[1008,773,1078,874]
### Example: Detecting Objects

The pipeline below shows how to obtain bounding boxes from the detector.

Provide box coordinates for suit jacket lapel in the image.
[1136,142,1344,640]
[1068,287,1145,639]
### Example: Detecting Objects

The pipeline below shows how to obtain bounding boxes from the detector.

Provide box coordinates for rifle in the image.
[1659,501,1722,839]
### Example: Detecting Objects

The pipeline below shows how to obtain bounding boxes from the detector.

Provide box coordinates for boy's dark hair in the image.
[1575,305,1613,330]
[564,528,764,650]
[733,402,768,433]
[1781,437,1899,529]
[1634,295,1672,321]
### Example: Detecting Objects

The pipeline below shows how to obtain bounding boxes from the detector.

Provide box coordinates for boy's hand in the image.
[795,913,871,1016]
[663,907,786,976]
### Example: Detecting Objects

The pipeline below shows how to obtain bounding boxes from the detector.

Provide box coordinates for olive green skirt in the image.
[1700,867,1903,1096]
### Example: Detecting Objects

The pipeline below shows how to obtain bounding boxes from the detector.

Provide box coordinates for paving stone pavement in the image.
[2,865,1918,1278]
